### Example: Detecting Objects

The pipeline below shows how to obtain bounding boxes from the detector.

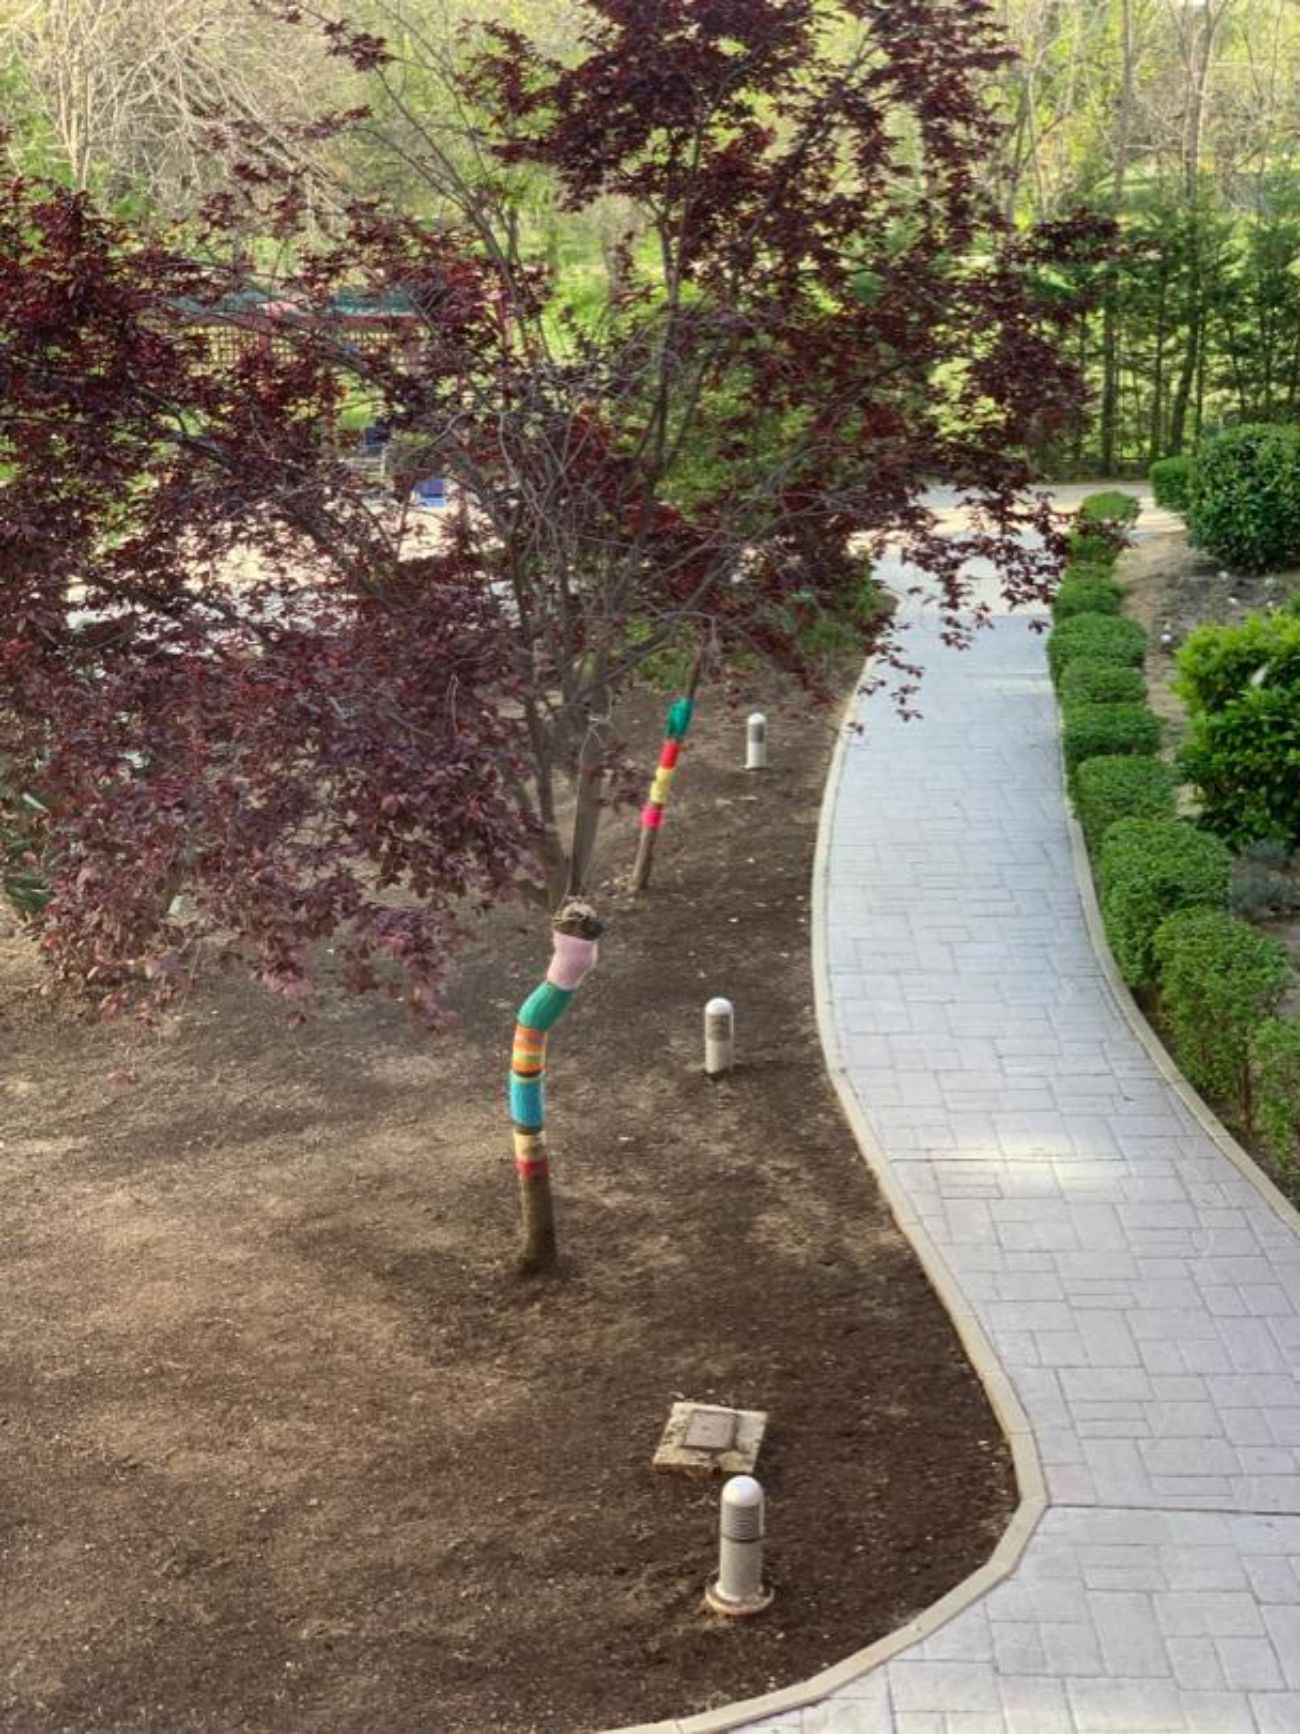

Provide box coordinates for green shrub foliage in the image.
[1067,528,1122,569]
[1152,908,1290,1122]
[1175,613,1300,848]
[1053,576,1124,621]
[1073,756,1179,853]
[0,788,52,921]
[1251,1018,1300,1180]
[1079,490,1142,527]
[1150,455,1193,514]
[1048,614,1147,685]
[1062,702,1162,777]
[1059,659,1148,707]
[1098,817,1233,986]
[1175,611,1300,716]
[1187,423,1300,573]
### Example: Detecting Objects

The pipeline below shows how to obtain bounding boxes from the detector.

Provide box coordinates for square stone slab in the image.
[652,1402,767,1476]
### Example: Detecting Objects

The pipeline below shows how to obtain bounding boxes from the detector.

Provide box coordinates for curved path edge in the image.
[1061,797,1300,1246]
[610,619,1300,1734]
[606,672,1049,1734]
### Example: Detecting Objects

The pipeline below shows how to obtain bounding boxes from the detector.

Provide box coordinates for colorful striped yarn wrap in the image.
[665,697,695,741]
[509,916,600,1180]
[513,1129,549,1180]
[637,695,698,842]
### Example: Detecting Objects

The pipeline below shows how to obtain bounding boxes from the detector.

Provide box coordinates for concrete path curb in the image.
[609,516,1300,1734]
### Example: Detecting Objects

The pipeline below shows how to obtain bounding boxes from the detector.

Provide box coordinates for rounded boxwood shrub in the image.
[1187,423,1300,573]
[1179,687,1300,851]
[1048,614,1147,685]
[1150,455,1192,513]
[1152,908,1291,1122]
[1059,660,1147,708]
[1073,756,1179,854]
[1062,702,1162,778]
[1251,1018,1300,1179]
[1053,576,1124,621]
[1098,817,1232,986]
[1175,613,1300,849]
[1175,611,1300,716]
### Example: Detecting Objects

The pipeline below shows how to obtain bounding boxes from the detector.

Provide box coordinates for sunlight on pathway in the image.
[728,498,1300,1734]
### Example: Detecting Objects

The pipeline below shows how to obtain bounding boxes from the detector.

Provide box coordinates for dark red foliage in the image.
[1,0,1111,1013]
[0,182,534,1016]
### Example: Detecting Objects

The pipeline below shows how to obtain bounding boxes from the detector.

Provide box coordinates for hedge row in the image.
[1152,908,1290,1119]
[1048,613,1147,684]
[1058,659,1147,707]
[1253,1019,1300,1181]
[1062,703,1162,780]
[1098,818,1234,986]
[1073,757,1178,853]
[1053,576,1124,622]
[1046,540,1300,1181]
[1078,490,1142,529]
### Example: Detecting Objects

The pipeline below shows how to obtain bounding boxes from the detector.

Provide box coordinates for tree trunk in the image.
[1101,0,1135,477]
[510,899,604,1275]
[1169,287,1201,456]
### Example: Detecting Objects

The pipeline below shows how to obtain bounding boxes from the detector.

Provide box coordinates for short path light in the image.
[746,712,767,771]
[705,1475,774,1616]
[704,998,734,1078]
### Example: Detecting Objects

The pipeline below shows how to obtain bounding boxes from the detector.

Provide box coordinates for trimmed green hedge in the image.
[1187,423,1300,573]
[1048,614,1147,685]
[1058,660,1148,707]
[1062,703,1162,779]
[1053,576,1124,621]
[1067,528,1121,569]
[1150,455,1192,513]
[1079,490,1141,527]
[1251,1018,1300,1179]
[1098,817,1233,986]
[1153,908,1290,1122]
[1073,756,1179,853]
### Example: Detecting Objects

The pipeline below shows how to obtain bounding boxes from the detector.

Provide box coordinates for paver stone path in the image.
[729,520,1300,1734]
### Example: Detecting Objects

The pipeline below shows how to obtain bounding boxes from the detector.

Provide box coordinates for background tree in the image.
[0,0,345,211]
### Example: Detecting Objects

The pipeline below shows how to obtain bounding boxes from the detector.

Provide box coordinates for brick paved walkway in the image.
[731,537,1300,1734]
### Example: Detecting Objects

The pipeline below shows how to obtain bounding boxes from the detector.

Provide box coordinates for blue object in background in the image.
[410,476,448,510]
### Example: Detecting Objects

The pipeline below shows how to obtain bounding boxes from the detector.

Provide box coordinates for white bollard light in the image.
[705,1475,773,1616]
[745,711,767,771]
[704,998,735,1079]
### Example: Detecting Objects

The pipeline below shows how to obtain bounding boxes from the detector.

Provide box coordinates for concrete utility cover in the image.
[685,1408,736,1451]
[653,1403,766,1476]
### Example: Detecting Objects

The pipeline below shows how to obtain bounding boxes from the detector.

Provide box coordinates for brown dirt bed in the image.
[0,679,1014,1733]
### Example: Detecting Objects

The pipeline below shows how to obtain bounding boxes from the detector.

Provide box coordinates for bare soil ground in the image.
[0,679,1014,1734]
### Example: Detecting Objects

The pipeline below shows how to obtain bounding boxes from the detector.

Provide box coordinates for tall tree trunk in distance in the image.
[1101,0,1135,475]
[1169,0,1229,453]
[1148,273,1169,465]
[1169,283,1202,454]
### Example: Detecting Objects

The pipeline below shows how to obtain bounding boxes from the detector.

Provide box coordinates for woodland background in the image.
[5,0,1299,479]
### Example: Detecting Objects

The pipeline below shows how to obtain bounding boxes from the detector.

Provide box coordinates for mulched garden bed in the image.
[0,676,1014,1733]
